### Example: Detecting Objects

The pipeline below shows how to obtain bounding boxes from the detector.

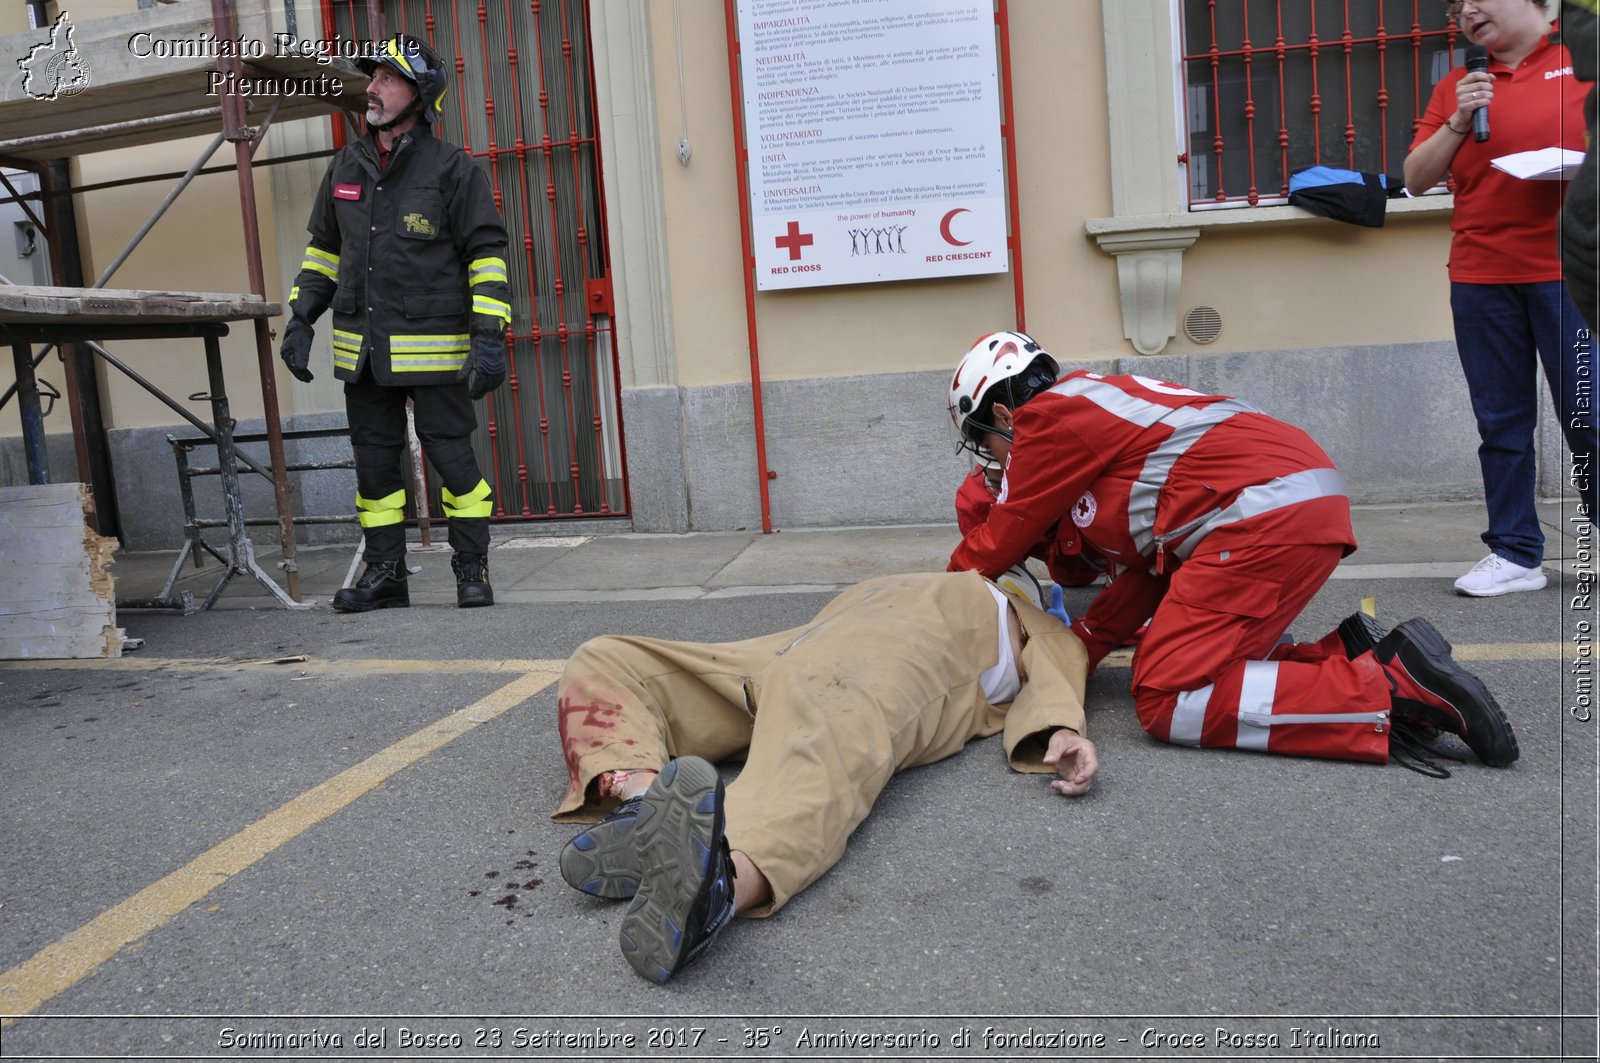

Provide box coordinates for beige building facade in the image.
[2,1,1569,549]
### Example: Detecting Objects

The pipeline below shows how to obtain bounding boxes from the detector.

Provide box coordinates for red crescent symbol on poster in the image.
[940,208,973,246]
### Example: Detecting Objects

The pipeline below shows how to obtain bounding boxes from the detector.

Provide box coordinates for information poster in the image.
[736,0,1008,290]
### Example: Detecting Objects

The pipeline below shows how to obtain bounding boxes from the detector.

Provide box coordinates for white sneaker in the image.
[1453,553,1548,597]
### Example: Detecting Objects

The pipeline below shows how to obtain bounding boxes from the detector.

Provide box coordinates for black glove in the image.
[278,317,315,383]
[458,331,506,400]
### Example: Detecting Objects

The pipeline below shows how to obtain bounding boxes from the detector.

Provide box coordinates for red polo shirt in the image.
[1412,33,1587,283]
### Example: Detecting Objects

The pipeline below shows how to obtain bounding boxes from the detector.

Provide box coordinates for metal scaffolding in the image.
[0,0,370,606]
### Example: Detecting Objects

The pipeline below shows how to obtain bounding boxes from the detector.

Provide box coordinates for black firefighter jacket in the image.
[287,124,511,387]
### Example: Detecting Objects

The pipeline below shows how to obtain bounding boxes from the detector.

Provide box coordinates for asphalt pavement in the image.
[0,499,1595,1062]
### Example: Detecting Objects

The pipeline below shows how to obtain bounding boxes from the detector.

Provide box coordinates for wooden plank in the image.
[0,483,120,660]
[0,286,279,325]
[0,0,366,160]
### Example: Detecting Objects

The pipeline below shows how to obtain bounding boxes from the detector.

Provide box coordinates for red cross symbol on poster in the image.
[774,221,814,261]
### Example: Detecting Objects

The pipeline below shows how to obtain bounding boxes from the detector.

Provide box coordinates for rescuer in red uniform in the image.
[945,331,1519,774]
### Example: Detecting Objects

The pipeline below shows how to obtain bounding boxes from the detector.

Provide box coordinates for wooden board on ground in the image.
[0,482,120,660]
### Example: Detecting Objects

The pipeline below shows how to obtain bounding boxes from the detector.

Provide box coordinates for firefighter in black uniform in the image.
[278,34,511,611]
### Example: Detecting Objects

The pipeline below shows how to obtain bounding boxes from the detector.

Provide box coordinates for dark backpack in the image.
[1287,166,1398,228]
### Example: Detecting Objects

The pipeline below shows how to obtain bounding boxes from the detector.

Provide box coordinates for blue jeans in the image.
[1451,281,1598,568]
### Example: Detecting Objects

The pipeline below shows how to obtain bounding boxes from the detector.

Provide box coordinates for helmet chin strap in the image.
[976,427,1011,466]
[369,92,422,133]
[960,420,1011,465]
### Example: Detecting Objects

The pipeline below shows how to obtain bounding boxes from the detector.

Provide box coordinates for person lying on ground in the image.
[549,568,1094,983]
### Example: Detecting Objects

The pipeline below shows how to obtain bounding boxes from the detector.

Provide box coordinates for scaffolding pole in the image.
[212,0,301,601]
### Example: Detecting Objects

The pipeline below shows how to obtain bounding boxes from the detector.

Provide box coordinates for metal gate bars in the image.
[323,0,628,523]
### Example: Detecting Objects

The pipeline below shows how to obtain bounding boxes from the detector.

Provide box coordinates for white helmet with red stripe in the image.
[948,330,1059,462]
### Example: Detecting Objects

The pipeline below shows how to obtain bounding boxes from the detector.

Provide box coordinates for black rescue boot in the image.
[1375,617,1519,768]
[332,559,409,613]
[1335,611,1389,658]
[1335,610,1455,660]
[452,552,494,608]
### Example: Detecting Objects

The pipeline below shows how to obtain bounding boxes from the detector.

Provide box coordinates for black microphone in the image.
[1465,45,1491,142]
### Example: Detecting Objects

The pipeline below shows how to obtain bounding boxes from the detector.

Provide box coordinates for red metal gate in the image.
[322,0,628,522]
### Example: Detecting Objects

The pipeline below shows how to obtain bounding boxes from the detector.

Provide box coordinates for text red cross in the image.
[774,221,814,261]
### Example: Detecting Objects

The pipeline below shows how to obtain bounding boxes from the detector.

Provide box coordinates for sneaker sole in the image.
[1454,572,1548,597]
[618,757,724,983]
[559,809,646,899]
[1386,618,1519,767]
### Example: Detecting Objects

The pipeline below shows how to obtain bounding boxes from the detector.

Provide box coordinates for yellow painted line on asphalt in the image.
[1453,642,1582,662]
[0,656,562,675]
[0,667,560,1026]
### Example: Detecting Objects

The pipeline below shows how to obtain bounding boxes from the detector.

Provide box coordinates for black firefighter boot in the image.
[452,552,494,608]
[332,559,410,613]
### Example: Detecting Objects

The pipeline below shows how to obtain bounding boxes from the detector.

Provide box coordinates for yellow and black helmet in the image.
[357,34,449,122]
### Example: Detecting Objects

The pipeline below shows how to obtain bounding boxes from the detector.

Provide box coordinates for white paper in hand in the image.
[1490,147,1584,181]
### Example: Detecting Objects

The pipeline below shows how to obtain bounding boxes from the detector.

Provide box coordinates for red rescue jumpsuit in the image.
[955,468,1108,587]
[949,371,1391,763]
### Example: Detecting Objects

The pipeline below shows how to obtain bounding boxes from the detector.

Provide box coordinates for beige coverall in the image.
[550,570,1089,916]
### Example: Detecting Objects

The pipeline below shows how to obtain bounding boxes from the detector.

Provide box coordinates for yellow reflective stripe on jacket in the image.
[392,352,470,372]
[441,478,493,519]
[289,284,300,302]
[390,333,470,372]
[472,294,512,324]
[355,488,406,528]
[391,334,470,352]
[332,328,363,371]
[468,256,509,285]
[301,245,339,281]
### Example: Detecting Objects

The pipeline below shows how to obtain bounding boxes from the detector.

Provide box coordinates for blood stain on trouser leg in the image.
[557,680,626,792]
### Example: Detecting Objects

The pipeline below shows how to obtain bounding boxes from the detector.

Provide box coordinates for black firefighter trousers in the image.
[344,370,492,562]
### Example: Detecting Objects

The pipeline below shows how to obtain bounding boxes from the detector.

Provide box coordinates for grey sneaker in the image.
[559,795,646,899]
[618,757,736,983]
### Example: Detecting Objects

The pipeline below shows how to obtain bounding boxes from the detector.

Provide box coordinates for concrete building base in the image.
[2,340,1583,549]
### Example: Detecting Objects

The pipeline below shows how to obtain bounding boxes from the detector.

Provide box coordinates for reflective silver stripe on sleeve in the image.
[1169,467,1347,562]
[1168,685,1211,747]
[1238,710,1392,726]
[1127,399,1259,554]
[1234,661,1279,751]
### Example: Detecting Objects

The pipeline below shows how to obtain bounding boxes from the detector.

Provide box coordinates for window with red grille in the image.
[1181,1,1459,207]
